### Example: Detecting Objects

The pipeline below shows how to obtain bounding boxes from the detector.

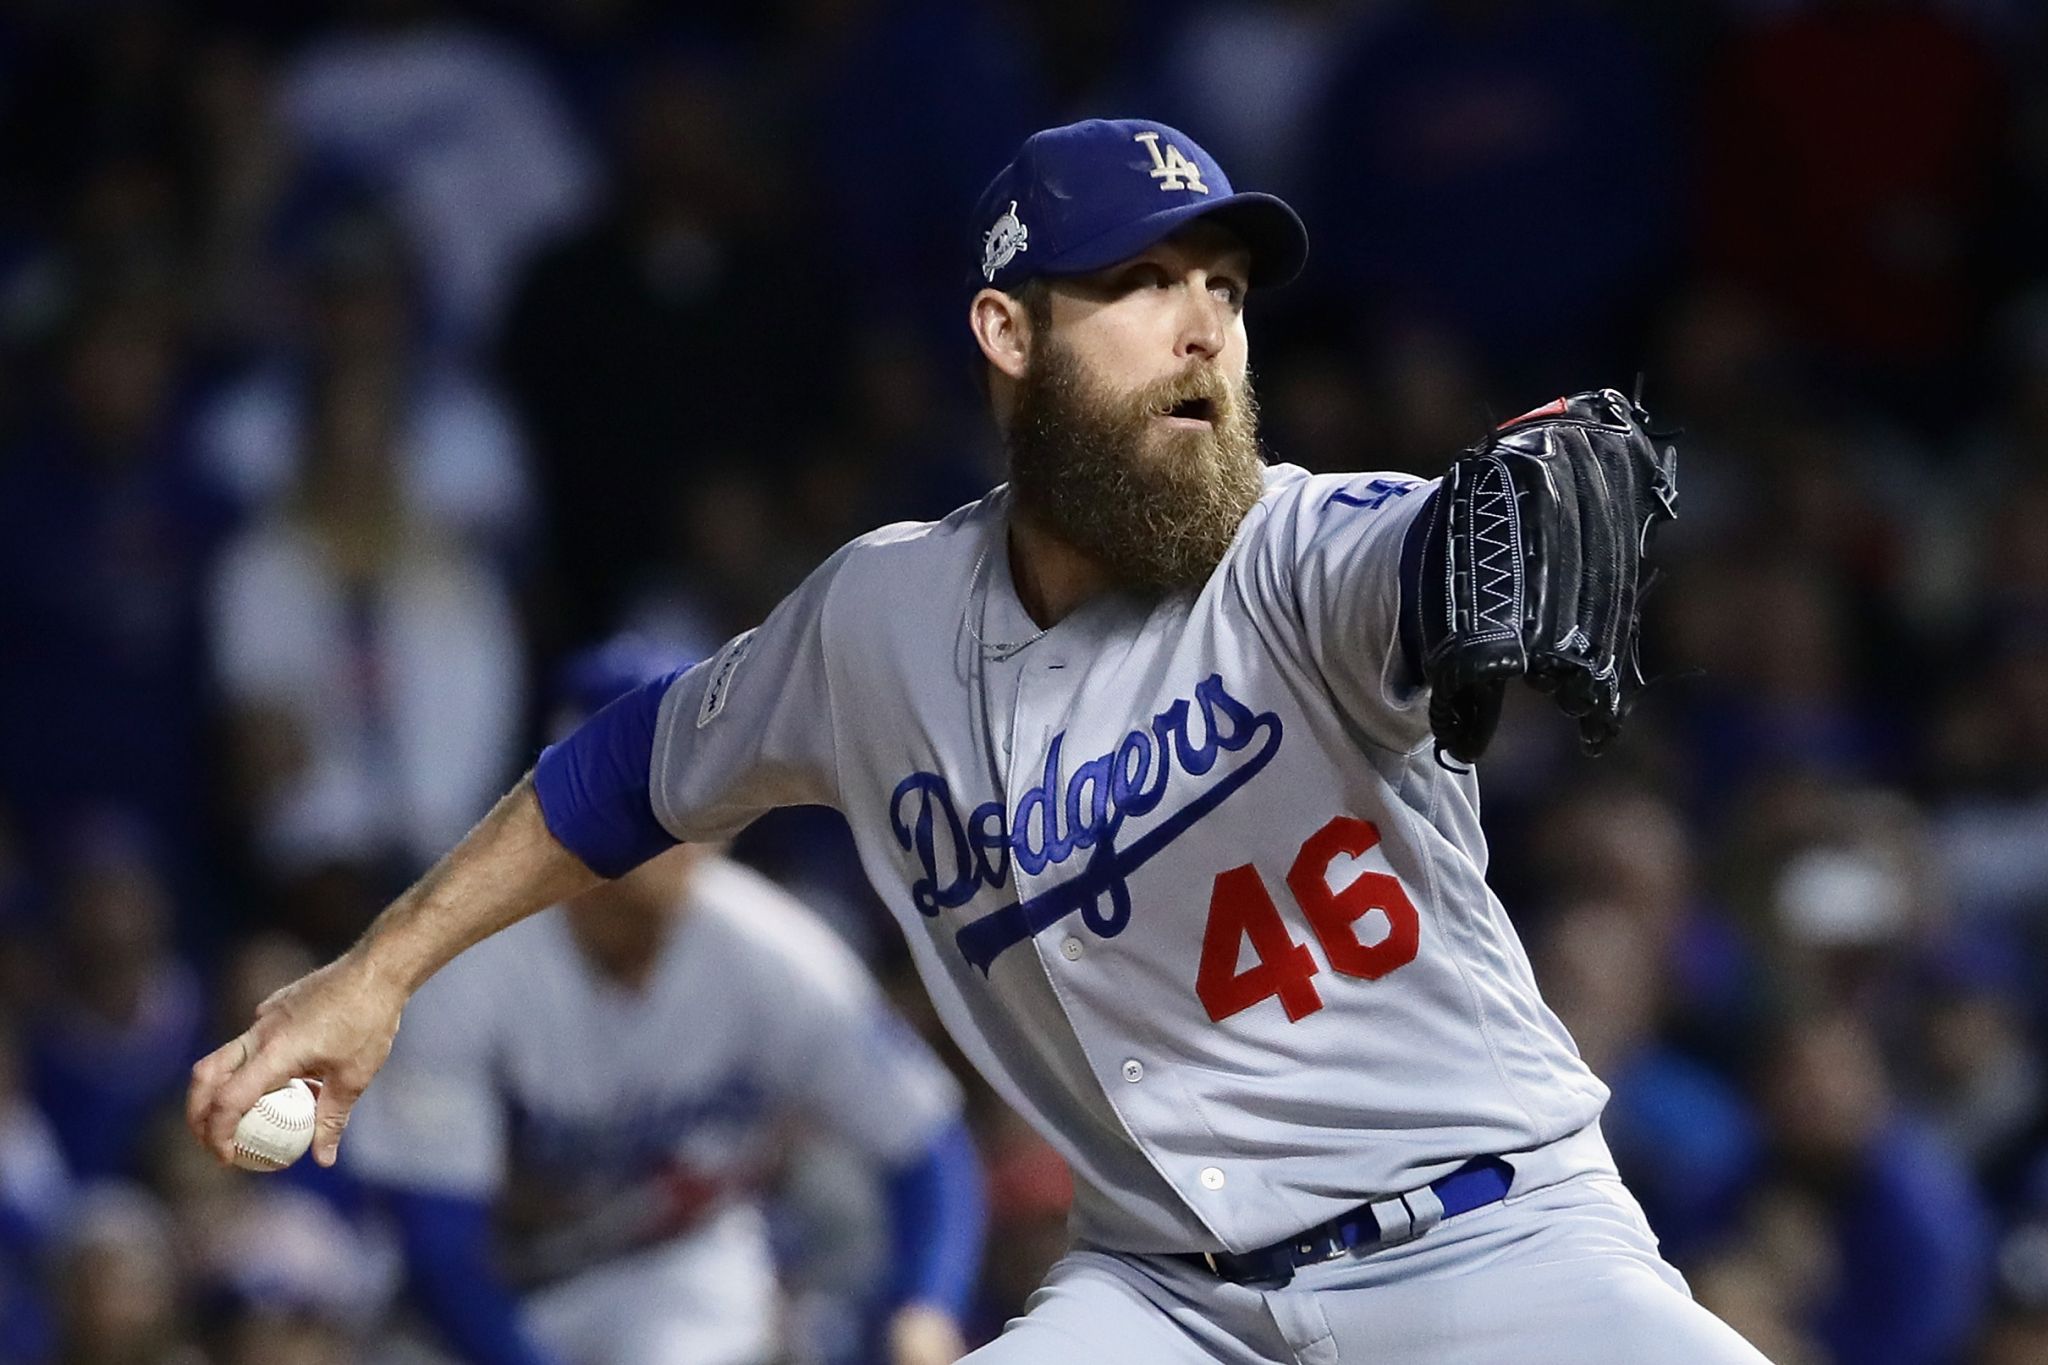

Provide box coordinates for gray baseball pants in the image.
[968,1142,1772,1364]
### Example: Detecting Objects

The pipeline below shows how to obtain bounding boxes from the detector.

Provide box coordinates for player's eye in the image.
[1210,277,1245,310]
[1120,264,1172,293]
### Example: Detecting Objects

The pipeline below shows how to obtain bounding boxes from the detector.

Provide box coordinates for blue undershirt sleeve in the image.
[532,671,684,878]
[880,1118,986,1318]
[385,1189,561,1365]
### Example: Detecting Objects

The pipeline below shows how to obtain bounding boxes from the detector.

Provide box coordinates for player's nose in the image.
[1174,283,1227,362]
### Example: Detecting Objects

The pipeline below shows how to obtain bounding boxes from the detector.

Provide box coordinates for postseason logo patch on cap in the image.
[982,200,1028,282]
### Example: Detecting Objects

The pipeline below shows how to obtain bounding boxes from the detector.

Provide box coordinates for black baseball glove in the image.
[1404,387,1678,765]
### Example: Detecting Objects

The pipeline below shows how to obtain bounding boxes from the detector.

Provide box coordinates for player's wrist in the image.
[349,920,435,999]
[342,839,480,997]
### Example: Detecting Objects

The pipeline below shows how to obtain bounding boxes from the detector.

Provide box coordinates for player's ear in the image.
[970,287,1032,381]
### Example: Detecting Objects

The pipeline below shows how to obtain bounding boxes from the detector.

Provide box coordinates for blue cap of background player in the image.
[971,118,1308,296]
[548,634,694,739]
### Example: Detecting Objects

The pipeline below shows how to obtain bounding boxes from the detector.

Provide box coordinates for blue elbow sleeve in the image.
[882,1119,986,1318]
[533,672,683,878]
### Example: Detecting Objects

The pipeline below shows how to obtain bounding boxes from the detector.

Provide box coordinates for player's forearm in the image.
[356,775,603,994]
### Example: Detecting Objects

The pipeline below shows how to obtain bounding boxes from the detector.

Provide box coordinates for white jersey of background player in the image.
[342,646,983,1365]
[192,119,1773,1364]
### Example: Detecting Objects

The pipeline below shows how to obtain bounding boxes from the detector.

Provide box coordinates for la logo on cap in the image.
[982,199,1028,281]
[1135,131,1207,194]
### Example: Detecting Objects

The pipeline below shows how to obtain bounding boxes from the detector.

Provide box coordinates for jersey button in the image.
[1061,937,1083,961]
[1121,1059,1144,1083]
[1199,1166,1226,1191]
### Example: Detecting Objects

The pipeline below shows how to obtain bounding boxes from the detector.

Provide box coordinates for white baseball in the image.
[231,1078,317,1172]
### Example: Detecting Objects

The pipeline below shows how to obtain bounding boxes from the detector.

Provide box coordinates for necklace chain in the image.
[964,541,1051,662]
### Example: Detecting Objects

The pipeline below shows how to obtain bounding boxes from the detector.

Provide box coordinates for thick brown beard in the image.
[1006,336,1266,594]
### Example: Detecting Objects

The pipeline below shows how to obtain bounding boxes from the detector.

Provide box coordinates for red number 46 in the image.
[1195,816,1420,1023]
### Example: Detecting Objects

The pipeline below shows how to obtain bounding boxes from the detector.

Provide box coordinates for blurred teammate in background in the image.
[343,638,984,1365]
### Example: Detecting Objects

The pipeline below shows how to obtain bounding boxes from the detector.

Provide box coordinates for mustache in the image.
[1130,364,1238,419]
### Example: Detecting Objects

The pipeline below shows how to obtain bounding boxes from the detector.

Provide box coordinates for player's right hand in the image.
[187,948,407,1169]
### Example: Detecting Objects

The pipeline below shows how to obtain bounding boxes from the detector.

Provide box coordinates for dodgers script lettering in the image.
[889,674,1284,974]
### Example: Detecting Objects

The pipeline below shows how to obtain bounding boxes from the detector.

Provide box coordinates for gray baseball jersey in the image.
[648,465,1608,1256]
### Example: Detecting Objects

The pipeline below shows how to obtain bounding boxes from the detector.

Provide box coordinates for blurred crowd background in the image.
[1,0,2046,1362]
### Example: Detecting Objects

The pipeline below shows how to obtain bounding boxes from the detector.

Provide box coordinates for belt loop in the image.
[1401,1184,1445,1238]
[1368,1195,1414,1246]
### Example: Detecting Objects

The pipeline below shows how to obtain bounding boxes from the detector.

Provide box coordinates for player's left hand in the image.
[889,1303,968,1365]
[1410,386,1678,763]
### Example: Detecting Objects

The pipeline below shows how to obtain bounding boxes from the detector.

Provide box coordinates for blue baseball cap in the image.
[970,118,1308,295]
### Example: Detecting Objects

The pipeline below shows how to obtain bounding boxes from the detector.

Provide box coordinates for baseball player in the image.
[192,118,1771,1363]
[342,640,984,1365]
